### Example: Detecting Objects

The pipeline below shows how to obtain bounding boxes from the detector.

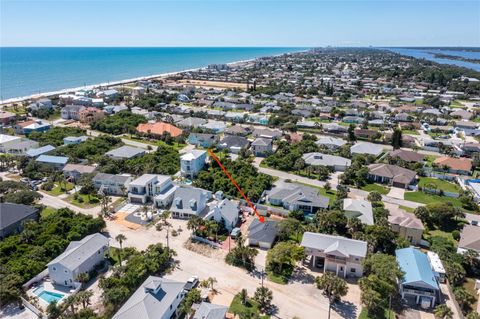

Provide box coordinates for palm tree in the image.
[253,286,273,314]
[200,277,218,292]
[115,234,127,266]
[75,272,89,289]
[187,215,203,234]
[315,273,348,319]
[64,294,79,315]
[433,304,453,319]
[100,194,112,217]
[76,290,93,309]
[454,287,475,312]
[239,288,248,305]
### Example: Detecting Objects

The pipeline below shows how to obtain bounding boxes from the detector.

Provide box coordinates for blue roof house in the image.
[26,145,56,158]
[395,247,440,309]
[36,155,68,170]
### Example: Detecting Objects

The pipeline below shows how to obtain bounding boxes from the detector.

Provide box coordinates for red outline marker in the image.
[208,148,265,223]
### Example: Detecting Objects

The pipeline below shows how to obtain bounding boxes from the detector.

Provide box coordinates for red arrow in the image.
[208,148,265,223]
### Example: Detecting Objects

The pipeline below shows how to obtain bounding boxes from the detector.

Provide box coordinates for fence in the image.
[190,235,222,248]
[420,187,460,198]
[21,297,46,319]
[22,268,48,289]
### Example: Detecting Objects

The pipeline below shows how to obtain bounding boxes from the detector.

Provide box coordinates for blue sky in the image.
[1,0,479,47]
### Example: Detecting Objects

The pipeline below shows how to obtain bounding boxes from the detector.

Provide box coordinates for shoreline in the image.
[0,49,308,105]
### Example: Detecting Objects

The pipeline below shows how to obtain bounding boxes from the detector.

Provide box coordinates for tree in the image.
[367,191,382,203]
[324,182,331,192]
[277,218,302,242]
[46,300,62,319]
[115,234,127,266]
[391,128,403,149]
[315,272,348,319]
[239,288,248,305]
[453,287,475,312]
[414,206,430,224]
[76,290,93,309]
[348,124,356,142]
[266,242,304,279]
[180,288,201,315]
[253,286,273,314]
[187,215,203,234]
[225,234,258,271]
[75,272,89,289]
[200,277,218,292]
[433,304,453,319]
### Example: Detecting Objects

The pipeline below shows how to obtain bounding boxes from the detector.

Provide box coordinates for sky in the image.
[1,0,479,47]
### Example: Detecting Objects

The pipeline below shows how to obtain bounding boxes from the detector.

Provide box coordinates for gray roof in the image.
[302,153,351,168]
[248,218,278,244]
[48,233,109,269]
[212,199,238,227]
[252,128,282,139]
[112,276,186,319]
[193,302,228,319]
[170,186,210,216]
[105,145,145,159]
[219,135,250,149]
[350,142,383,156]
[269,185,329,209]
[26,145,55,157]
[301,232,367,258]
[177,117,207,128]
[315,136,347,148]
[343,199,374,225]
[93,173,131,184]
[62,164,96,174]
[251,138,272,147]
[0,203,38,231]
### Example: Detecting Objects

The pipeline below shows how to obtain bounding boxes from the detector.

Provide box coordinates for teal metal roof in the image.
[395,247,439,290]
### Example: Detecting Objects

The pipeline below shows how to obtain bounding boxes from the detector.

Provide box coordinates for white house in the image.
[180,150,207,178]
[47,233,109,288]
[300,232,367,278]
[128,174,177,207]
[343,199,374,225]
[0,134,39,155]
[204,199,239,231]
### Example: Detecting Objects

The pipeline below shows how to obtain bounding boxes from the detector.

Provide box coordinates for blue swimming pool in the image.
[33,286,65,304]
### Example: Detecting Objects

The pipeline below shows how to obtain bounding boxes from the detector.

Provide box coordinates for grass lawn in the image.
[399,205,415,213]
[361,183,389,195]
[424,229,457,246]
[40,207,56,218]
[48,182,75,196]
[418,177,461,193]
[67,193,100,208]
[402,129,419,135]
[157,140,187,152]
[229,294,269,319]
[404,191,464,206]
[359,308,395,319]
[267,271,288,285]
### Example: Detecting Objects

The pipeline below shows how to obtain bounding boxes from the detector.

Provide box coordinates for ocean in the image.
[0,47,306,101]
[385,48,480,72]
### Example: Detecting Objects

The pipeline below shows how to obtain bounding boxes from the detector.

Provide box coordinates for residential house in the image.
[61,105,85,120]
[27,98,53,112]
[247,218,279,249]
[450,109,473,120]
[170,186,212,219]
[343,199,374,225]
[25,145,55,158]
[192,302,228,319]
[93,173,132,196]
[63,164,96,182]
[103,105,128,114]
[0,111,16,125]
[395,247,440,308]
[389,149,424,163]
[224,125,250,136]
[200,121,227,133]
[323,123,348,134]
[105,145,146,160]
[36,155,68,170]
[204,199,239,231]
[218,135,250,153]
[63,136,89,145]
[48,233,109,287]
[387,205,424,245]
[354,129,379,140]
[315,136,347,150]
[181,150,207,178]
[433,156,472,175]
[14,120,51,135]
[368,163,417,189]
[454,121,480,136]
[188,133,219,148]
[0,134,39,155]
[457,224,480,256]
[79,107,105,124]
[137,122,183,138]
[267,185,329,213]
[0,203,39,239]
[342,116,363,124]
[251,138,273,157]
[112,276,186,319]
[300,232,368,278]
[128,174,177,207]
[252,128,282,140]
[350,142,384,157]
[302,153,351,171]
[427,251,446,284]
[177,117,207,129]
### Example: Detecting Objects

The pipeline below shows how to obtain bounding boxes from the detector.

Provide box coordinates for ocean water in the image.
[0,47,306,100]
[386,48,480,72]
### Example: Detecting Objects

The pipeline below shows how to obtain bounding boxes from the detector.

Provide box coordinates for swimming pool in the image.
[33,286,65,304]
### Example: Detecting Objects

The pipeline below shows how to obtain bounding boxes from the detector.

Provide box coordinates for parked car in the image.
[184,276,199,291]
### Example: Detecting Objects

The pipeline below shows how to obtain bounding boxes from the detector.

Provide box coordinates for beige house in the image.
[387,204,424,245]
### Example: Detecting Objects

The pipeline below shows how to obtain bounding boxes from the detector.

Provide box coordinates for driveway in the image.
[387,187,405,200]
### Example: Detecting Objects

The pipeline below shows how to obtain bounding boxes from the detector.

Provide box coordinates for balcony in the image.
[403,288,436,297]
